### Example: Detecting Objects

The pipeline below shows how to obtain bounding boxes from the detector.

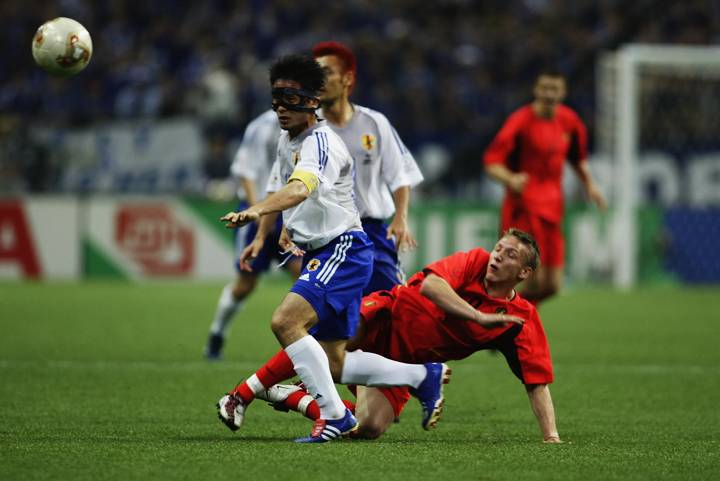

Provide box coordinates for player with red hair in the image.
[311,41,423,295]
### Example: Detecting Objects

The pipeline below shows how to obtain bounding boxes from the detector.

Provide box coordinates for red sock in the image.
[232,349,296,402]
[285,390,320,420]
[282,391,356,421]
[342,399,356,413]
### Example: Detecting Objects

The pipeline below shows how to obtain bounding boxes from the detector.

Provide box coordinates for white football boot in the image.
[216,393,246,431]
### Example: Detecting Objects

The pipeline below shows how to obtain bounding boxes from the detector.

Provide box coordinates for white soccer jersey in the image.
[230,109,280,200]
[324,105,424,220]
[266,122,362,248]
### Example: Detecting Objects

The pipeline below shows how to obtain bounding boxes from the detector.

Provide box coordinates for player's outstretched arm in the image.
[525,384,562,443]
[420,274,524,327]
[221,181,310,228]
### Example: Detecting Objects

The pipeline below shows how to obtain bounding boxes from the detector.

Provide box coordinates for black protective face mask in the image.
[271,87,319,113]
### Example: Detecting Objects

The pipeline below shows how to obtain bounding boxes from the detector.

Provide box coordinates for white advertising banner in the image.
[84,197,235,280]
[0,197,80,279]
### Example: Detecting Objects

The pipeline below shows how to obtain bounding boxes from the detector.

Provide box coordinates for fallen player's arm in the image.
[420,274,523,327]
[525,383,562,443]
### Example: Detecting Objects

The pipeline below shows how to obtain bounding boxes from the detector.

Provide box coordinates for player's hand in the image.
[507,173,529,194]
[587,183,608,212]
[238,238,264,272]
[220,210,259,228]
[279,228,305,258]
[387,216,417,252]
[473,311,525,328]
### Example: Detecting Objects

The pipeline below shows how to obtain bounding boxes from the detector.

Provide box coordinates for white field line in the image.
[0,359,718,375]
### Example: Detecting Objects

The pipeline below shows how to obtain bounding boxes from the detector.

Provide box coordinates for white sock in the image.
[209,284,242,336]
[284,336,346,420]
[340,350,426,388]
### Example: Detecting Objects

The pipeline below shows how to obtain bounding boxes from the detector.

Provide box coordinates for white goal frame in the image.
[598,44,720,288]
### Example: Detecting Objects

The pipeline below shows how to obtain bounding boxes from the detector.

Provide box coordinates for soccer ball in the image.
[32,17,93,77]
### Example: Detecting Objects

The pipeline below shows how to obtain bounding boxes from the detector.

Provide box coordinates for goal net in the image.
[595,44,720,287]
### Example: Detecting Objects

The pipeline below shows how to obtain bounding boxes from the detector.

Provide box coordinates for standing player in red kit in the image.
[240,229,562,442]
[484,72,607,304]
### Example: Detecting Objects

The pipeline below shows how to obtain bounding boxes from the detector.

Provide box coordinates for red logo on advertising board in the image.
[0,201,41,278]
[115,204,194,276]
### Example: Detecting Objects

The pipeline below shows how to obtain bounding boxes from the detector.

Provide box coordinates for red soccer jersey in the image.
[483,104,588,223]
[360,248,554,385]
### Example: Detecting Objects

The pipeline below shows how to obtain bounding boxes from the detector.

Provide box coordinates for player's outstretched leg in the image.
[411,363,452,430]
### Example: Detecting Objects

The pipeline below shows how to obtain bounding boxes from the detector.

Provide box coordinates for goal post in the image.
[596,44,720,288]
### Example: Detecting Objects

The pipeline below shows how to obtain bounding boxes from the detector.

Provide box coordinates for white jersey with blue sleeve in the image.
[230,109,280,200]
[266,122,362,249]
[324,105,423,220]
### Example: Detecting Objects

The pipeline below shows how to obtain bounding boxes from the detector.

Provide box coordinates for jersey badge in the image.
[307,258,321,271]
[298,273,310,281]
[361,134,376,151]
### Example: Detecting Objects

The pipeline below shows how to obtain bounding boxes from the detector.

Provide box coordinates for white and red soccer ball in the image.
[32,17,93,77]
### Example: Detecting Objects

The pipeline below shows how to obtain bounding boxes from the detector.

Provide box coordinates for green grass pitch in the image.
[1,280,719,481]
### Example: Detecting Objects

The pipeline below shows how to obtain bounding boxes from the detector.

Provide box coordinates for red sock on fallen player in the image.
[232,349,296,403]
[281,390,356,420]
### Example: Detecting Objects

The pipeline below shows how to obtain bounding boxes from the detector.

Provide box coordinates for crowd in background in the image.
[0,0,717,194]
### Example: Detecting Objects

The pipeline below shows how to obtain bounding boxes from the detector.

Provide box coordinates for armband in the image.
[288,170,318,193]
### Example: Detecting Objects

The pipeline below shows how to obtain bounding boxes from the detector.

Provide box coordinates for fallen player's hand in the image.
[220,210,259,228]
[474,311,525,328]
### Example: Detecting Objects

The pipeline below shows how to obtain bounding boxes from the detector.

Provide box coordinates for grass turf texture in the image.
[1,280,719,481]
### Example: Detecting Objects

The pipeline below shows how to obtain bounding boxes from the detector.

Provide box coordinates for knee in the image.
[232,276,257,299]
[270,308,292,337]
[355,419,389,440]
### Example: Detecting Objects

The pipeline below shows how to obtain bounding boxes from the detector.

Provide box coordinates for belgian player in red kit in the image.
[484,72,606,304]
[238,229,562,443]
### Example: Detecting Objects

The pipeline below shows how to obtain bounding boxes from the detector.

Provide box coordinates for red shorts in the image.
[357,290,412,417]
[346,384,411,418]
[501,204,564,268]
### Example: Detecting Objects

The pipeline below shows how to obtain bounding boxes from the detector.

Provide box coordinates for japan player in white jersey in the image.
[203,109,302,360]
[216,55,450,443]
[312,41,424,295]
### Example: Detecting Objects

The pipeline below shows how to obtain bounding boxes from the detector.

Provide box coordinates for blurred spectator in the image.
[0,0,717,193]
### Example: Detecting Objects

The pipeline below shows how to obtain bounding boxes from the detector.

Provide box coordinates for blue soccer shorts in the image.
[361,219,405,295]
[290,231,374,341]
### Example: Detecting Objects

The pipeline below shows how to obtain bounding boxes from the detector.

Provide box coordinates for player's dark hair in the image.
[269,55,325,94]
[504,228,540,270]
